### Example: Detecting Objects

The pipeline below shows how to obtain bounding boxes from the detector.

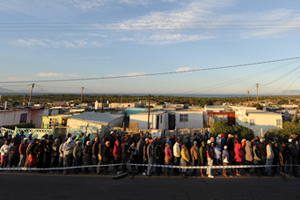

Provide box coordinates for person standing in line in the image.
[259,138,266,176]
[142,138,150,175]
[9,142,19,168]
[173,139,181,176]
[206,140,214,178]
[84,133,90,148]
[164,143,172,176]
[180,144,190,178]
[0,141,12,168]
[92,137,99,173]
[154,141,164,176]
[18,138,29,167]
[244,140,253,176]
[49,139,60,173]
[199,141,207,177]
[234,142,242,176]
[214,143,221,175]
[102,141,111,175]
[34,140,44,172]
[43,139,52,170]
[253,142,262,177]
[73,141,83,175]
[222,145,229,177]
[62,138,75,175]
[83,141,92,174]
[28,139,38,168]
[113,141,122,172]
[146,139,155,176]
[266,140,274,176]
[289,139,299,177]
[136,137,145,173]
[190,141,199,177]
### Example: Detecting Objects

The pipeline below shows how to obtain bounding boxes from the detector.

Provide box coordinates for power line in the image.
[1,56,299,84]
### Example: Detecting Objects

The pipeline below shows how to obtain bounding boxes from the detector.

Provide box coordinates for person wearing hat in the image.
[199,141,207,177]
[227,134,235,166]
[146,139,155,176]
[265,140,274,176]
[18,138,29,168]
[73,141,83,175]
[206,140,214,178]
[190,141,199,177]
[83,141,92,174]
[180,144,190,178]
[62,137,76,175]
[102,141,111,175]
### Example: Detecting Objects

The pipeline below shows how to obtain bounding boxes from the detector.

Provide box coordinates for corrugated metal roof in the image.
[65,112,123,124]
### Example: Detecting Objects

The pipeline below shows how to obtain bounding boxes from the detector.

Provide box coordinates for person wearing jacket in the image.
[28,139,38,168]
[0,140,12,168]
[102,141,111,175]
[97,137,106,174]
[43,139,52,169]
[289,139,299,177]
[214,143,221,175]
[9,142,19,168]
[244,140,253,176]
[206,140,214,178]
[136,137,145,173]
[83,141,92,174]
[62,138,75,175]
[142,138,149,175]
[190,141,199,176]
[34,140,44,171]
[220,134,226,152]
[227,134,235,166]
[49,139,60,173]
[146,139,155,176]
[253,142,262,177]
[92,137,99,173]
[84,133,90,148]
[180,144,190,178]
[73,141,83,174]
[265,140,274,176]
[154,142,164,176]
[113,141,122,172]
[173,139,181,176]
[234,143,242,176]
[199,141,207,177]
[164,143,172,176]
[18,138,29,167]
[222,145,230,177]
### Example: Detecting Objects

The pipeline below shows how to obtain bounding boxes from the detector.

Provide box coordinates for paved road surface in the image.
[0,172,299,200]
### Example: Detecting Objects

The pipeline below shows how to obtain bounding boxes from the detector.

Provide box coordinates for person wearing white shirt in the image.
[173,139,181,175]
[0,141,12,168]
[265,140,274,176]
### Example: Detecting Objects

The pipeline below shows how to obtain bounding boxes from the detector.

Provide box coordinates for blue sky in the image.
[1,0,300,96]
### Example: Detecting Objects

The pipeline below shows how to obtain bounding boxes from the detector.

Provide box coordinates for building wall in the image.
[130,113,168,130]
[0,109,50,128]
[236,113,282,137]
[174,111,204,129]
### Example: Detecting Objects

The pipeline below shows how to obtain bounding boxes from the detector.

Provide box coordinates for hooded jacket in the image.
[234,143,243,162]
[222,149,229,164]
[62,138,75,156]
[253,145,261,161]
[245,141,253,162]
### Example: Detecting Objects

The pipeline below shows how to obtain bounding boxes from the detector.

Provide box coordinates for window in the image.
[180,114,188,122]
[49,118,59,128]
[250,119,255,126]
[20,113,27,123]
[276,119,282,127]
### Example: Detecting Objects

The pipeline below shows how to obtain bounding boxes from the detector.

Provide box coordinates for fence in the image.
[0,127,53,139]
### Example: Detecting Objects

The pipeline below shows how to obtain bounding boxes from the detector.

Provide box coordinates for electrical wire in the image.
[1,56,299,84]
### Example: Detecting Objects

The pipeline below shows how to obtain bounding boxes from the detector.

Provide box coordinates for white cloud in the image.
[10,39,102,48]
[107,72,145,77]
[68,74,81,77]
[146,33,214,44]
[38,72,64,77]
[175,67,193,73]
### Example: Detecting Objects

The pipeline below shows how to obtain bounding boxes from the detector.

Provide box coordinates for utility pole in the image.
[292,101,300,122]
[28,83,35,105]
[247,91,250,103]
[81,87,84,103]
[101,79,104,113]
[256,83,259,103]
[148,94,151,130]
[121,92,123,103]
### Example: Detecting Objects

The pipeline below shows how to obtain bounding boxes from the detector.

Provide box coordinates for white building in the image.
[230,106,282,137]
[171,110,204,129]
[65,112,124,137]
[129,111,168,130]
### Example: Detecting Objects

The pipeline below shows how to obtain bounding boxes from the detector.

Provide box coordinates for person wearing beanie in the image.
[180,144,190,178]
[73,141,83,175]
[222,145,229,177]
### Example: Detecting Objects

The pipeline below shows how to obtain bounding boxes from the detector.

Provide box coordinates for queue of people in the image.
[0,130,299,178]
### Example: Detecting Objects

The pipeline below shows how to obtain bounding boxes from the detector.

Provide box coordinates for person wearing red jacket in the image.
[18,138,29,167]
[113,141,121,172]
[234,143,243,176]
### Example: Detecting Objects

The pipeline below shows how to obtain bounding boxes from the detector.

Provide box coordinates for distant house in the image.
[129,111,168,130]
[171,110,204,129]
[0,108,59,128]
[109,103,142,108]
[207,112,235,126]
[231,106,282,137]
[41,112,81,129]
[65,112,124,137]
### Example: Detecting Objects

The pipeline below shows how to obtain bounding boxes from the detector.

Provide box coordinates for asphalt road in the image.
[0,172,299,200]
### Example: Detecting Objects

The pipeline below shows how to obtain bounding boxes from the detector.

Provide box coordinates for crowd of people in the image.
[0,130,299,178]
